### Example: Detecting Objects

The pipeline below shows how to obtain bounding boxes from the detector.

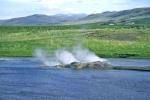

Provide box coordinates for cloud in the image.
[0,0,150,19]
[36,0,150,14]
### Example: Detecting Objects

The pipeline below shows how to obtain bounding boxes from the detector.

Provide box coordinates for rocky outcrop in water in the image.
[55,61,111,69]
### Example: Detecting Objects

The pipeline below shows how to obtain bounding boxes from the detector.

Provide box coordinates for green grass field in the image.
[0,24,150,58]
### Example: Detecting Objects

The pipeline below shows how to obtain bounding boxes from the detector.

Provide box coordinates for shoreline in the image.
[0,56,150,59]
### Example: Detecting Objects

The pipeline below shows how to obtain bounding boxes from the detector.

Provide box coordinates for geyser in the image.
[55,49,78,64]
[35,49,60,66]
[73,45,106,63]
[35,45,109,69]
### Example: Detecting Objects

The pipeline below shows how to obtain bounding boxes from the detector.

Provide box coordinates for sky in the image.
[0,0,150,19]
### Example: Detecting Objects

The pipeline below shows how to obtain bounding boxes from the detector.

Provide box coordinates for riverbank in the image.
[112,66,150,71]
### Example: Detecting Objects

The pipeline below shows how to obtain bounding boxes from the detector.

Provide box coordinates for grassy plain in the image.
[0,24,150,58]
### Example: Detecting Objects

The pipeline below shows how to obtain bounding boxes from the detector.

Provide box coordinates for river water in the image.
[0,58,150,100]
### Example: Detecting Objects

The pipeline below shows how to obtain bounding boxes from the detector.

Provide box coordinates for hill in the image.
[0,14,87,25]
[0,7,150,25]
[73,7,150,25]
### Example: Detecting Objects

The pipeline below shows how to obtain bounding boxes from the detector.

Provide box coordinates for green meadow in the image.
[0,24,150,58]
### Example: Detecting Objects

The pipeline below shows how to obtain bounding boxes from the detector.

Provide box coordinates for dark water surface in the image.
[0,58,150,100]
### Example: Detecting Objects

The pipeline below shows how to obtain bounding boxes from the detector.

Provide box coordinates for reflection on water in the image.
[0,58,150,100]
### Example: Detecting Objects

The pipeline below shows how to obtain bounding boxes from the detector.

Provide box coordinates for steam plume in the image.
[35,45,107,67]
[55,49,78,64]
[73,45,106,63]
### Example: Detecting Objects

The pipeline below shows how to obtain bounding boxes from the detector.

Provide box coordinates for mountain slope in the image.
[0,14,87,25]
[0,7,150,25]
[76,7,150,24]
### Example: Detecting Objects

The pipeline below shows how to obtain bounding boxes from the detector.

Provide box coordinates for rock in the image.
[54,61,111,70]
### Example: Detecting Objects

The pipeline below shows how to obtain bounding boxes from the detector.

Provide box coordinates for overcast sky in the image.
[0,0,150,19]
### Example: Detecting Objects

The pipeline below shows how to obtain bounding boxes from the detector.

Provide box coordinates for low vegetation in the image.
[0,24,150,58]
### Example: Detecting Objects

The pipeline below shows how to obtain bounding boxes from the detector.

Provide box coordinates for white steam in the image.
[55,49,78,64]
[35,45,107,67]
[35,49,60,66]
[73,45,106,63]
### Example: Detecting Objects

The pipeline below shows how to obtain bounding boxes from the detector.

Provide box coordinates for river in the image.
[0,58,150,100]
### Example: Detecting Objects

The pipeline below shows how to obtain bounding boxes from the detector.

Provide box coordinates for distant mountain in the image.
[0,7,150,25]
[0,20,5,23]
[0,14,87,25]
[73,7,150,24]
